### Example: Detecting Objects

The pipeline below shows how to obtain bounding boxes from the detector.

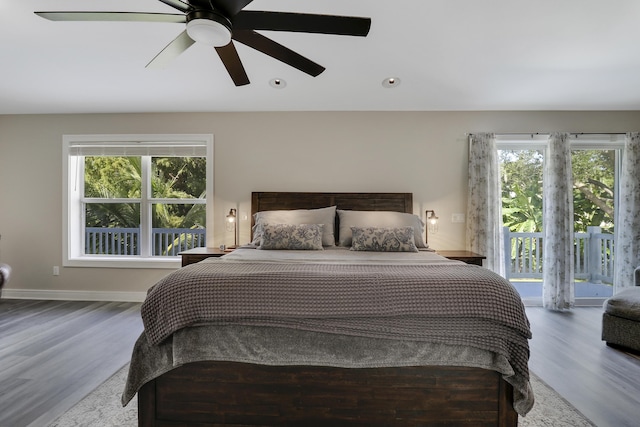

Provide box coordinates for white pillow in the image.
[337,209,427,248]
[252,205,336,246]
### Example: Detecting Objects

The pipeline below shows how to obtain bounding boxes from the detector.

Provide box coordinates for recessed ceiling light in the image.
[382,77,401,88]
[269,78,287,89]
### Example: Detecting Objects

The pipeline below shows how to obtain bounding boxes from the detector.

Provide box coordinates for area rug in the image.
[49,365,595,427]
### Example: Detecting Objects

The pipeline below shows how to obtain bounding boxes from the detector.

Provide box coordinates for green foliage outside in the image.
[571,150,615,233]
[500,149,615,279]
[84,156,207,230]
[500,150,544,233]
[500,149,615,234]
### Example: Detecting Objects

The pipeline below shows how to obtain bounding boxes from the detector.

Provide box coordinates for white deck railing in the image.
[503,226,614,284]
[85,226,614,281]
[85,227,206,256]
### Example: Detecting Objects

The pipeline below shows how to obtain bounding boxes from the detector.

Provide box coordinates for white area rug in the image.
[50,365,595,426]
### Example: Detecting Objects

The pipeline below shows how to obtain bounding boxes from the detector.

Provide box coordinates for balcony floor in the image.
[512,280,613,299]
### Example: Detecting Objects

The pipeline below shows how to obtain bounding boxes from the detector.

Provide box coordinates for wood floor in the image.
[0,299,142,427]
[525,306,640,427]
[1,300,639,427]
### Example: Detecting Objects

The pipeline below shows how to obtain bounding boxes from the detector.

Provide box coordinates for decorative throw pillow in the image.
[252,206,336,246]
[350,226,419,252]
[337,210,427,248]
[259,223,324,250]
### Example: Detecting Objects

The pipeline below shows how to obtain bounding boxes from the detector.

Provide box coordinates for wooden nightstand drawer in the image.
[437,250,486,266]
[179,247,229,267]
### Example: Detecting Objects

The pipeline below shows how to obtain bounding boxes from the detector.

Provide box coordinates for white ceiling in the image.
[3,0,640,114]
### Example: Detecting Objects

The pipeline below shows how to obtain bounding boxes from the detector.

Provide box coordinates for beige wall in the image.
[1,111,639,298]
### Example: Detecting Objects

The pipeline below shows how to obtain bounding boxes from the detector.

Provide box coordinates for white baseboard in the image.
[1,288,146,302]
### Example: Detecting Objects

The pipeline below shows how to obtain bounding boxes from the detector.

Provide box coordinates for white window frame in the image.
[568,135,624,222]
[62,134,214,269]
[496,133,625,226]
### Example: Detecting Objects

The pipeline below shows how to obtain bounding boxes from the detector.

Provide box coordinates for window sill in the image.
[64,256,181,269]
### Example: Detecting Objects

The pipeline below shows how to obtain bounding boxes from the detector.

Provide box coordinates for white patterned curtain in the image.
[542,133,574,310]
[466,133,505,276]
[613,132,640,292]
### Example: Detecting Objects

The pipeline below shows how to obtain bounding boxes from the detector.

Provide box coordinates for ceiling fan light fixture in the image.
[186,18,231,47]
[34,6,371,88]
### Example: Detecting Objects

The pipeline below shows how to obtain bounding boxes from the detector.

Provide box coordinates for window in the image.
[63,134,213,268]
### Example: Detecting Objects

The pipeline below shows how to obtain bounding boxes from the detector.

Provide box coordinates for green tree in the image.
[84,156,141,228]
[84,156,206,230]
[153,157,206,199]
[499,149,615,234]
[500,150,544,232]
[571,150,615,233]
[151,157,206,229]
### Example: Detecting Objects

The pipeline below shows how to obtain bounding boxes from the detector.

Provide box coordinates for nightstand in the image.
[437,250,486,266]
[179,247,230,267]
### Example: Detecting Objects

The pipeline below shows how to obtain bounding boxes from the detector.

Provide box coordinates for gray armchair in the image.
[0,263,10,295]
[602,266,640,352]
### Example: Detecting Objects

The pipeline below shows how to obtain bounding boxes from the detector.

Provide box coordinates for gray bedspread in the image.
[122,324,534,415]
[124,248,534,415]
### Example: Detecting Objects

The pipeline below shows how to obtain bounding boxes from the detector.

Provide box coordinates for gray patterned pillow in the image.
[337,210,427,248]
[252,206,336,246]
[350,226,418,252]
[259,223,324,250]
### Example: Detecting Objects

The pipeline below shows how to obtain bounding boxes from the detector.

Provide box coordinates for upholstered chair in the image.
[0,263,11,296]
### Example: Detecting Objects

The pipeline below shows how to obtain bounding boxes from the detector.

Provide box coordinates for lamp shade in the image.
[226,208,237,248]
[427,210,439,233]
[425,210,439,243]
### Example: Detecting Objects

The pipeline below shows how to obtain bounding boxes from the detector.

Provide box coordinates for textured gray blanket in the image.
[142,261,531,345]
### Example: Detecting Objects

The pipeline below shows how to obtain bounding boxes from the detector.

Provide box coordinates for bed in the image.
[123,192,533,427]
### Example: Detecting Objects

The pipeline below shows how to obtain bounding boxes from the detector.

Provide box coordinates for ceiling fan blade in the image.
[146,30,195,68]
[233,11,371,36]
[35,11,185,23]
[233,30,325,77]
[215,43,250,86]
[214,0,254,17]
[157,0,193,14]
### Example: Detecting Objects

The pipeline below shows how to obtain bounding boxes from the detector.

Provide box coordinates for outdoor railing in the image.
[85,227,206,256]
[503,226,614,284]
[86,225,615,281]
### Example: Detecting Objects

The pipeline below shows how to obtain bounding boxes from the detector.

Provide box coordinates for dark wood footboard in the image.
[138,362,517,427]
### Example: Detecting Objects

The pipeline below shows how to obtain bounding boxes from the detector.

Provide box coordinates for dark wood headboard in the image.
[251,192,413,217]
[251,192,413,240]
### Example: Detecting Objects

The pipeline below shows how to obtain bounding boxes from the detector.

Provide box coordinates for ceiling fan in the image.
[35,0,371,86]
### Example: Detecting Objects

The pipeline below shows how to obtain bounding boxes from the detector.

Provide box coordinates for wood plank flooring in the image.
[1,300,639,427]
[525,306,640,427]
[0,299,142,427]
